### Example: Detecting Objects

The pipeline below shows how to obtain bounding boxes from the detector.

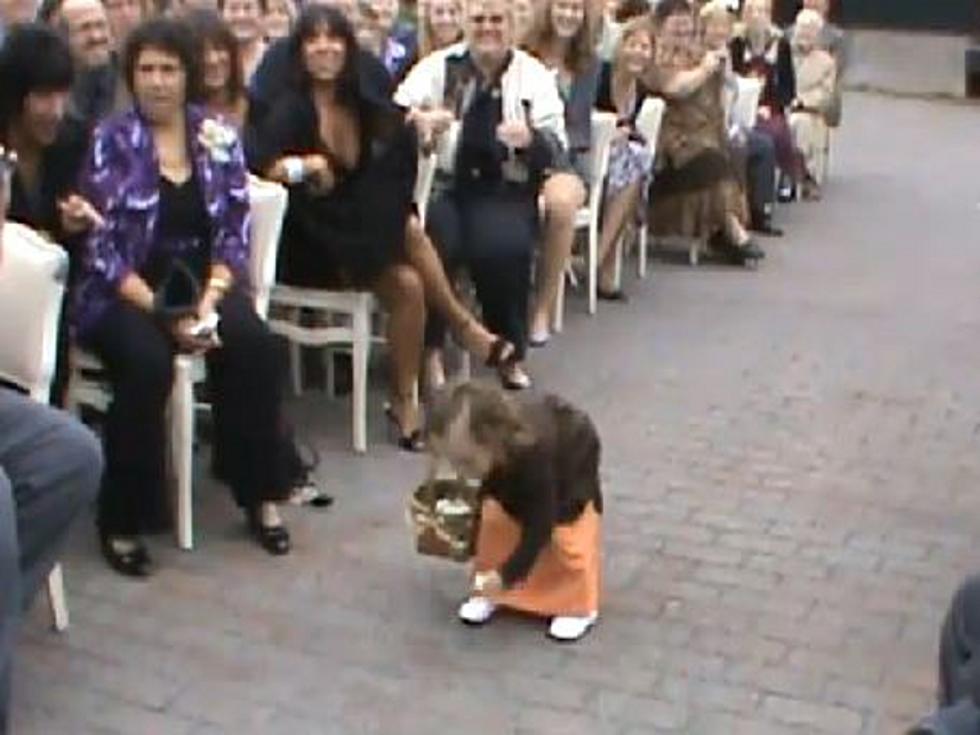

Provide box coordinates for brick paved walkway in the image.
[11,92,980,734]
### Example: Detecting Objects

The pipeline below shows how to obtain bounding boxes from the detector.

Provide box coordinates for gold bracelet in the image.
[207,276,231,294]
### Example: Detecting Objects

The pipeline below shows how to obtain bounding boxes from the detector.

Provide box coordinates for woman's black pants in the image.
[424,188,538,361]
[83,290,292,536]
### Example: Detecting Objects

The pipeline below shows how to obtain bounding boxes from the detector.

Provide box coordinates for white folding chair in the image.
[0,222,71,631]
[552,111,619,329]
[268,154,438,454]
[622,96,666,283]
[67,177,288,550]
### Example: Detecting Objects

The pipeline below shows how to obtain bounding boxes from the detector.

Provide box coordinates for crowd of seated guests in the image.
[0,0,844,577]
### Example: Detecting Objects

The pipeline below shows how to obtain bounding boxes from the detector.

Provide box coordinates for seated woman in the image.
[395,0,568,390]
[730,0,798,201]
[592,16,656,298]
[788,8,835,201]
[248,5,514,448]
[0,25,100,404]
[645,0,762,266]
[524,0,594,343]
[74,18,302,575]
[427,380,603,643]
[264,0,295,41]
[417,0,463,58]
[195,10,250,131]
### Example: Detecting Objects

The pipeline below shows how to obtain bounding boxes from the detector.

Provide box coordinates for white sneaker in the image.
[458,596,497,625]
[547,613,598,642]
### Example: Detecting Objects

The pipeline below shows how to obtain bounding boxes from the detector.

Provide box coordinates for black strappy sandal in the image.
[484,338,516,368]
[384,402,426,452]
[246,508,291,556]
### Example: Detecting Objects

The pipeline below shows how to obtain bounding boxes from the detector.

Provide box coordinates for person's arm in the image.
[207,129,250,294]
[776,38,796,110]
[658,51,724,100]
[497,451,559,588]
[77,126,151,313]
[795,55,836,113]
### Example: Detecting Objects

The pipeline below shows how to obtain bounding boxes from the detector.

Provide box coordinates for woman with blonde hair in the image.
[789,7,835,200]
[524,0,599,340]
[417,0,462,57]
[427,380,604,642]
[591,15,656,297]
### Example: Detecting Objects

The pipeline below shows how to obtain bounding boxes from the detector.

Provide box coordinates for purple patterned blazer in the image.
[72,104,251,339]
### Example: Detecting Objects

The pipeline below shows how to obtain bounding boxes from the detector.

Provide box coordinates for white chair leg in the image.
[351,301,370,454]
[459,350,472,381]
[324,347,338,399]
[47,564,68,632]
[551,272,565,334]
[689,240,700,267]
[171,357,194,550]
[638,226,648,279]
[612,233,624,291]
[587,221,598,315]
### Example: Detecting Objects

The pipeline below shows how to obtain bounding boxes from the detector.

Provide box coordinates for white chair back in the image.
[731,76,763,131]
[414,153,438,228]
[635,96,666,153]
[0,223,68,402]
[585,111,619,210]
[247,176,288,319]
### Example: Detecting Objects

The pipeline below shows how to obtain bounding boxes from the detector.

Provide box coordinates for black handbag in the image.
[152,258,201,320]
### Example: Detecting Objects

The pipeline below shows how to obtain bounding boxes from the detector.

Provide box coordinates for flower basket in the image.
[408,478,481,562]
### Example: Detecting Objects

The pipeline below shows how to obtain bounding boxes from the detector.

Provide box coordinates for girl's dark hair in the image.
[123,17,205,103]
[289,4,360,107]
[0,23,74,130]
[615,0,649,23]
[188,9,246,103]
[654,0,692,25]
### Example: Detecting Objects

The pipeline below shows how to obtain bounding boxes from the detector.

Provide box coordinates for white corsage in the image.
[198,118,237,164]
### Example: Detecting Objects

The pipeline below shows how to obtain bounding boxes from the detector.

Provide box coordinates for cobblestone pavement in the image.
[11,92,980,734]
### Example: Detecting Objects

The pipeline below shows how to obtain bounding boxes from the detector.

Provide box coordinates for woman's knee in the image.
[543,173,587,216]
[378,264,425,312]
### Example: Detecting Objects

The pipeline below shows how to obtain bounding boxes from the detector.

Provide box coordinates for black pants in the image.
[83,290,293,536]
[731,129,777,218]
[939,575,980,708]
[424,189,538,361]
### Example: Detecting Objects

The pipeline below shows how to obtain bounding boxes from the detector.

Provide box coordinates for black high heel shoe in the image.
[99,532,153,578]
[246,508,291,555]
[484,338,516,368]
[384,402,426,452]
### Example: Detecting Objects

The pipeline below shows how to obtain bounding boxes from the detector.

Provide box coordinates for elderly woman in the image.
[427,380,603,642]
[730,0,797,200]
[395,0,567,390]
[74,18,303,574]
[592,16,656,298]
[789,8,835,201]
[645,0,762,266]
[249,5,514,448]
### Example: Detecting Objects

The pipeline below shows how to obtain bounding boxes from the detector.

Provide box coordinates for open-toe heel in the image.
[384,402,426,452]
[485,338,516,368]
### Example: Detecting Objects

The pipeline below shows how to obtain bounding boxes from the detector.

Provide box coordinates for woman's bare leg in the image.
[372,263,425,434]
[597,180,642,291]
[530,172,586,340]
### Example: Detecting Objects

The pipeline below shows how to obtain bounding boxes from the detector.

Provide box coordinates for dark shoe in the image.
[384,402,426,452]
[246,510,291,555]
[733,240,766,266]
[750,210,784,237]
[99,534,153,578]
[777,186,796,204]
[596,287,629,303]
[498,361,532,391]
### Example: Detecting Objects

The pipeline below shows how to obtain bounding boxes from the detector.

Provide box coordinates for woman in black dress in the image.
[249,5,514,449]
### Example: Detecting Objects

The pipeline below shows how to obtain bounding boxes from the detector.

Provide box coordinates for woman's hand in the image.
[302,154,335,193]
[57,194,105,235]
[171,315,219,354]
[758,105,772,121]
[496,120,533,150]
[411,107,455,150]
[472,569,503,595]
